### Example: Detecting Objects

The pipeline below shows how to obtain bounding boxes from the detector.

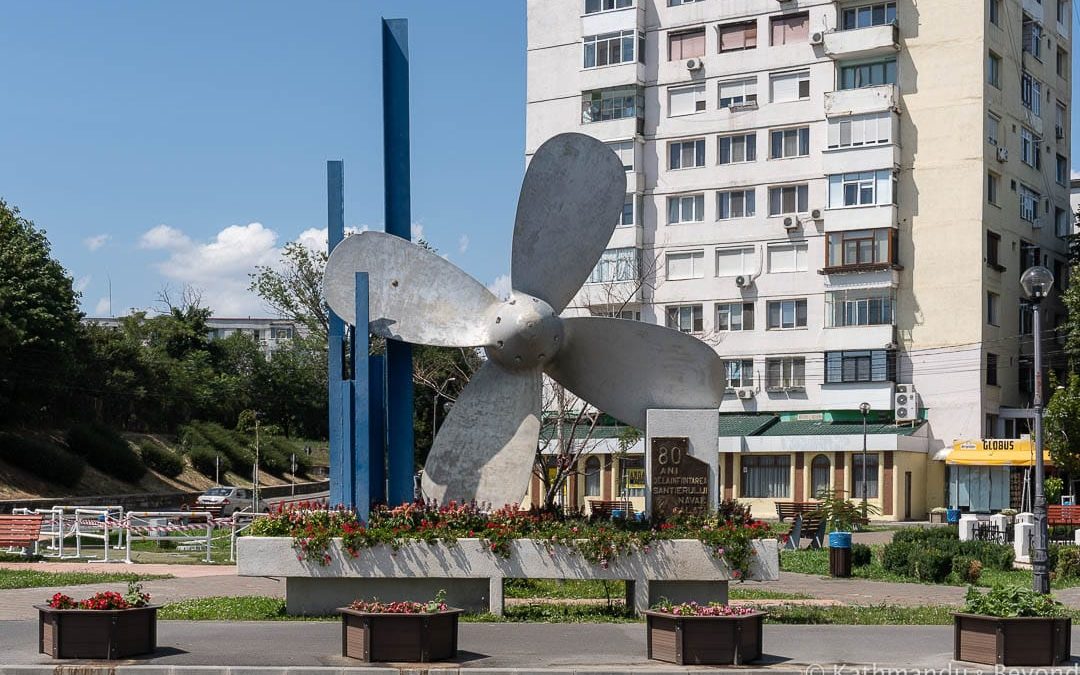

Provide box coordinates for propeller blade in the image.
[511,133,626,313]
[421,360,541,506]
[324,231,498,347]
[544,317,725,429]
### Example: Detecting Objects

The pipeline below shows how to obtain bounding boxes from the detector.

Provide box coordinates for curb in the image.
[0,668,1018,675]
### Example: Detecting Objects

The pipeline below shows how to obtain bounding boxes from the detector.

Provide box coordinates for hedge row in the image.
[137,439,185,478]
[180,421,310,479]
[65,423,146,483]
[0,432,85,487]
[882,527,1013,583]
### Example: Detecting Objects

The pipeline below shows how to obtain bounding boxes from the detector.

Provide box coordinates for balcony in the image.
[822,23,900,60]
[824,84,899,118]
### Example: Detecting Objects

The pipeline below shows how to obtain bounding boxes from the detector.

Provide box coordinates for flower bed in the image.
[37,583,157,659]
[645,601,765,665]
[338,592,461,662]
[954,586,1071,666]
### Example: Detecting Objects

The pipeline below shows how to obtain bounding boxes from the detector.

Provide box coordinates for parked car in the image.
[193,487,266,516]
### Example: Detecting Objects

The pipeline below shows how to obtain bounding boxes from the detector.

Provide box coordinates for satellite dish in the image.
[324,133,726,506]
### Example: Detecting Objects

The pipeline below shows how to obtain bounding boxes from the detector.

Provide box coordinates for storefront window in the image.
[585,456,601,497]
[811,454,831,498]
[948,465,1010,512]
[851,454,879,499]
[741,455,791,498]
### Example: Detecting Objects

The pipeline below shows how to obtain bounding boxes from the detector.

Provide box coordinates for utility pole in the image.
[290,453,297,497]
[253,416,261,513]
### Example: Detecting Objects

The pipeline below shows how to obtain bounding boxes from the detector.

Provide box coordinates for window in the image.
[828,170,894,207]
[1056,101,1067,140]
[669,138,706,169]
[1056,207,1071,238]
[842,2,897,29]
[724,359,755,388]
[583,30,641,68]
[1019,357,1033,394]
[986,352,998,386]
[608,140,636,171]
[584,456,601,497]
[668,84,706,117]
[987,291,999,325]
[741,455,790,498]
[768,184,809,215]
[716,302,754,331]
[851,454,879,499]
[771,13,809,45]
[719,21,757,52]
[770,127,810,158]
[716,189,756,219]
[811,455,831,498]
[828,112,893,148]
[669,28,706,60]
[1020,240,1041,270]
[987,112,1000,145]
[839,58,897,89]
[1019,184,1040,223]
[588,247,638,283]
[770,70,810,102]
[719,78,757,108]
[766,357,805,390]
[585,0,632,14]
[1020,300,1034,335]
[619,194,640,227]
[1020,127,1041,168]
[825,289,894,327]
[987,230,1002,268]
[987,51,1001,87]
[1021,71,1042,116]
[1056,155,1068,185]
[718,133,756,164]
[1058,48,1069,78]
[582,86,644,123]
[669,0,704,5]
[824,350,896,383]
[767,299,808,329]
[716,247,755,276]
[987,172,999,205]
[620,455,644,498]
[826,229,894,267]
[1059,0,1069,24]
[665,250,705,280]
[666,304,703,333]
[989,0,1001,26]
[667,194,705,224]
[767,242,809,273]
[1023,15,1043,60]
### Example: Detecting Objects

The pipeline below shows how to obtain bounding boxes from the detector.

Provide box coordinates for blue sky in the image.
[2,3,1078,317]
[1,1,525,317]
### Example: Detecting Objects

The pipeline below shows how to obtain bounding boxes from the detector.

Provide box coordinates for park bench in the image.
[0,514,43,554]
[774,501,819,522]
[780,514,826,550]
[588,499,633,520]
[1048,505,1080,527]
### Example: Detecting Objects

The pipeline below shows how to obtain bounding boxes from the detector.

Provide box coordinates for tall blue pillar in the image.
[368,354,387,505]
[382,18,416,506]
[352,273,371,516]
[326,160,348,508]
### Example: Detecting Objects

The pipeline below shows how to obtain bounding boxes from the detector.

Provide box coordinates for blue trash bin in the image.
[611,509,625,520]
[946,509,961,524]
[828,531,852,549]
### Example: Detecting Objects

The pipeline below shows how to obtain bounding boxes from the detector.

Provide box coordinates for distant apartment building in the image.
[85,316,303,359]
[526,0,1072,518]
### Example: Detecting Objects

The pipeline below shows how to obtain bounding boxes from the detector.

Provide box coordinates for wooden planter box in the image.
[338,607,462,662]
[953,613,1071,666]
[36,605,158,659]
[929,511,946,523]
[644,610,765,665]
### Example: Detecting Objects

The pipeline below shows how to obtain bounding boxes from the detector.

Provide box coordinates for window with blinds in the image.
[716,302,754,331]
[724,359,754,388]
[719,78,757,108]
[716,247,755,276]
[770,13,809,45]
[766,357,805,389]
[668,83,706,116]
[767,242,808,272]
[667,194,705,224]
[770,70,810,102]
[669,28,706,60]
[718,21,756,52]
[827,112,894,148]
[716,189,755,219]
[718,133,756,164]
[741,455,791,498]
[827,170,894,208]
[770,127,810,158]
[666,250,705,280]
[669,138,706,169]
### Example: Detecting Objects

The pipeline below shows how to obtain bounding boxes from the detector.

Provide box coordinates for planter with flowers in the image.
[645,600,765,665]
[954,586,1071,666]
[36,582,157,659]
[338,591,461,662]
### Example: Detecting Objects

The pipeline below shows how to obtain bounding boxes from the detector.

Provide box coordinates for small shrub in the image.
[65,423,146,483]
[964,585,1064,617]
[186,445,229,478]
[0,432,84,487]
[851,543,872,567]
[952,555,983,584]
[881,541,917,575]
[892,526,958,545]
[138,441,184,478]
[717,498,753,524]
[1054,546,1080,580]
[908,548,951,582]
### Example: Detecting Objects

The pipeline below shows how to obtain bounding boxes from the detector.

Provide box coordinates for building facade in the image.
[526,0,1072,518]
[85,316,303,360]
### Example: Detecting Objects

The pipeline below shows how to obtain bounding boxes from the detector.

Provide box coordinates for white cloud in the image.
[1072,169,1080,181]
[411,222,425,242]
[93,297,111,315]
[487,274,512,301]
[83,234,110,251]
[139,224,191,250]
[458,234,469,254]
[74,275,92,293]
[295,225,367,252]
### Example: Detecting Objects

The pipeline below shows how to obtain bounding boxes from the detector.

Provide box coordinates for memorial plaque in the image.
[650,436,709,519]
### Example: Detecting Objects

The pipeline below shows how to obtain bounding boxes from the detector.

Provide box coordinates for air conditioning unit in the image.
[996,146,1009,162]
[685,58,703,71]
[810,31,825,45]
[895,385,918,422]
[810,209,823,220]
[734,274,752,288]
[1056,125,1066,139]
[1032,216,1043,229]
[737,388,756,400]
[783,216,800,230]
[729,101,759,112]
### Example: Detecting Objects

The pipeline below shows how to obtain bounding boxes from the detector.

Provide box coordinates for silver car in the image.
[194,487,265,516]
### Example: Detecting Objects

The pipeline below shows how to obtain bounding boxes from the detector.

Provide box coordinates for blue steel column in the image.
[352,273,371,519]
[382,18,416,506]
[368,354,387,504]
[326,160,348,508]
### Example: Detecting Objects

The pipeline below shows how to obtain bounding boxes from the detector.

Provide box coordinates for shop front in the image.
[946,438,1051,513]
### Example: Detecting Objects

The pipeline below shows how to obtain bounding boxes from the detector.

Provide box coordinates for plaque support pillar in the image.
[645,409,720,516]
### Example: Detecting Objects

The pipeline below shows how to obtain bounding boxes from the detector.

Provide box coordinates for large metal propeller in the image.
[324,132,726,507]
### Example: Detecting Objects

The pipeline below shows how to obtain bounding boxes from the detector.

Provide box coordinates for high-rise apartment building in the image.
[526,0,1072,518]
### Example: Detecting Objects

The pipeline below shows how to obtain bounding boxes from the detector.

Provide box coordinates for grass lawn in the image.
[0,569,171,589]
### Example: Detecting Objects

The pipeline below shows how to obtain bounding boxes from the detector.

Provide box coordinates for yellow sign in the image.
[948,438,1049,466]
[626,468,645,489]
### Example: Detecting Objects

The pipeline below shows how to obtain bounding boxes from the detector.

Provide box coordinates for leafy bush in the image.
[882,541,917,575]
[810,489,880,532]
[952,555,983,584]
[1053,546,1080,580]
[138,440,184,478]
[0,432,84,487]
[186,445,229,478]
[908,548,951,582]
[64,423,145,483]
[717,498,753,524]
[892,526,958,545]
[964,585,1064,617]
[885,527,1013,573]
[851,543,872,568]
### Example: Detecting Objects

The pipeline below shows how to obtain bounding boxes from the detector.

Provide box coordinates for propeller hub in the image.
[485,293,563,370]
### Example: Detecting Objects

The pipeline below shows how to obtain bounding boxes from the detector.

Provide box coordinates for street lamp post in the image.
[859,402,871,518]
[1021,265,1054,595]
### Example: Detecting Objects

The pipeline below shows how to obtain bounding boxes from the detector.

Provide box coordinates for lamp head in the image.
[859,402,871,415]
[1021,265,1054,301]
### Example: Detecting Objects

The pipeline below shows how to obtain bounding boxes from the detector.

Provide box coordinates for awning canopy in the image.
[947,439,1051,466]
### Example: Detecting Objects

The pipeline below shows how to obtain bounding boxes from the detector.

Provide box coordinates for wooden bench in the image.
[775,501,820,522]
[0,514,43,553]
[1048,505,1080,527]
[781,514,826,550]
[588,499,633,520]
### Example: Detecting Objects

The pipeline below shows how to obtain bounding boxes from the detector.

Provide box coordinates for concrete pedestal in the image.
[958,514,979,541]
[1015,522,1033,563]
[1017,512,1035,525]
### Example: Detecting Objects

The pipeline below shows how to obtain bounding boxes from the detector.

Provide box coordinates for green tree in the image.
[249,242,328,343]
[1045,373,1080,476]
